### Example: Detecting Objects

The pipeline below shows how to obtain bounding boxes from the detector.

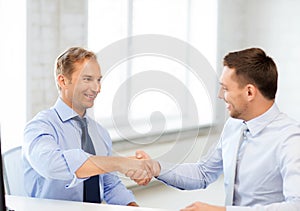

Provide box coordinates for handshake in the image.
[88,150,161,186]
[122,150,161,186]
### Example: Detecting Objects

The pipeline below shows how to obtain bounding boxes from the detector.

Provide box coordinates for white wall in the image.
[218,0,300,121]
[26,0,88,119]
[245,0,300,120]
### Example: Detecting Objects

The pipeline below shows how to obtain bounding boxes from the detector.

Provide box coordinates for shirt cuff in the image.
[156,161,176,180]
[66,173,86,188]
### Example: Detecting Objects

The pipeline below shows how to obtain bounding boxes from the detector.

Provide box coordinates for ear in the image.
[246,84,256,101]
[57,74,68,89]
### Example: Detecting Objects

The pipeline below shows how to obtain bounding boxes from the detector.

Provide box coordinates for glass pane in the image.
[132,0,188,40]
[88,0,217,139]
[88,0,128,52]
[0,0,26,151]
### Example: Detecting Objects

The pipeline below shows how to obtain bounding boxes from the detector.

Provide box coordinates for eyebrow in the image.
[81,74,102,79]
[219,82,228,88]
[82,74,92,77]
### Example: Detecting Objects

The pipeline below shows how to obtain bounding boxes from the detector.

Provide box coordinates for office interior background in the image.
[0,0,300,209]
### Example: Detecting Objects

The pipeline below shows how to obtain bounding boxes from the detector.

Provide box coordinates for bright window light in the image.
[0,0,26,151]
[88,0,217,140]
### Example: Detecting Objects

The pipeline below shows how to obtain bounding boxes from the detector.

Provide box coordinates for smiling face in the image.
[58,58,102,116]
[218,66,249,120]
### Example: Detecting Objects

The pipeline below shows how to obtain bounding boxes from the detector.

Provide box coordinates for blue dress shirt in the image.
[23,98,135,205]
[157,103,300,210]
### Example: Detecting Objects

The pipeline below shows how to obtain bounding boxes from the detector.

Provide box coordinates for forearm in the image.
[76,155,153,179]
[157,162,218,190]
[76,156,126,178]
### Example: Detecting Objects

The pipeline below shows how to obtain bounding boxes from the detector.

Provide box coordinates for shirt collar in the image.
[244,103,280,136]
[52,98,86,122]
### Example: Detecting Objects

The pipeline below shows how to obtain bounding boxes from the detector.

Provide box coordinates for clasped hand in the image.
[124,150,159,186]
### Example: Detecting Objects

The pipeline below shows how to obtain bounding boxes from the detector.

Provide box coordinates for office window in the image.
[88,0,217,140]
[0,0,26,151]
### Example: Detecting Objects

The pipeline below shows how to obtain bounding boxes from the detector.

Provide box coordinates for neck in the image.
[59,96,86,117]
[244,99,274,121]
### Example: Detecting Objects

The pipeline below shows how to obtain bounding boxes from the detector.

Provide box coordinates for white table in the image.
[5,195,174,211]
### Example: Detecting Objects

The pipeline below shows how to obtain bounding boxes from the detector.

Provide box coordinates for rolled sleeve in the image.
[63,149,90,174]
[63,149,91,188]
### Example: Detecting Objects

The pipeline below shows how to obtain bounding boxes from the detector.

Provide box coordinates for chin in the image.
[229,112,238,119]
[85,102,94,109]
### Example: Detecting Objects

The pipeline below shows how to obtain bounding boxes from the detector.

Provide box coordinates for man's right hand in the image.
[84,152,160,186]
[125,150,161,186]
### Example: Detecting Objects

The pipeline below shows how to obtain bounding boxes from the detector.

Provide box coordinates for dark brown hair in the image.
[223,47,278,100]
[55,47,97,89]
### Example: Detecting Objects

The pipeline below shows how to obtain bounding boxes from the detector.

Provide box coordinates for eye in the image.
[83,77,92,81]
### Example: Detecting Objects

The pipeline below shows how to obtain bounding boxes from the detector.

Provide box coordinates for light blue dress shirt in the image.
[23,98,135,205]
[157,103,300,210]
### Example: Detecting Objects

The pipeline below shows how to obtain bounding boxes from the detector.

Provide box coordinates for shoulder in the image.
[273,112,300,134]
[24,108,62,140]
[25,108,62,131]
[27,108,56,124]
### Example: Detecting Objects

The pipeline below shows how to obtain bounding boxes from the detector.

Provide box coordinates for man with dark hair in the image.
[23,47,153,206]
[134,47,300,210]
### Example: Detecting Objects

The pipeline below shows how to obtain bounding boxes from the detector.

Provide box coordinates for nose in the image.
[218,87,224,99]
[91,80,101,93]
